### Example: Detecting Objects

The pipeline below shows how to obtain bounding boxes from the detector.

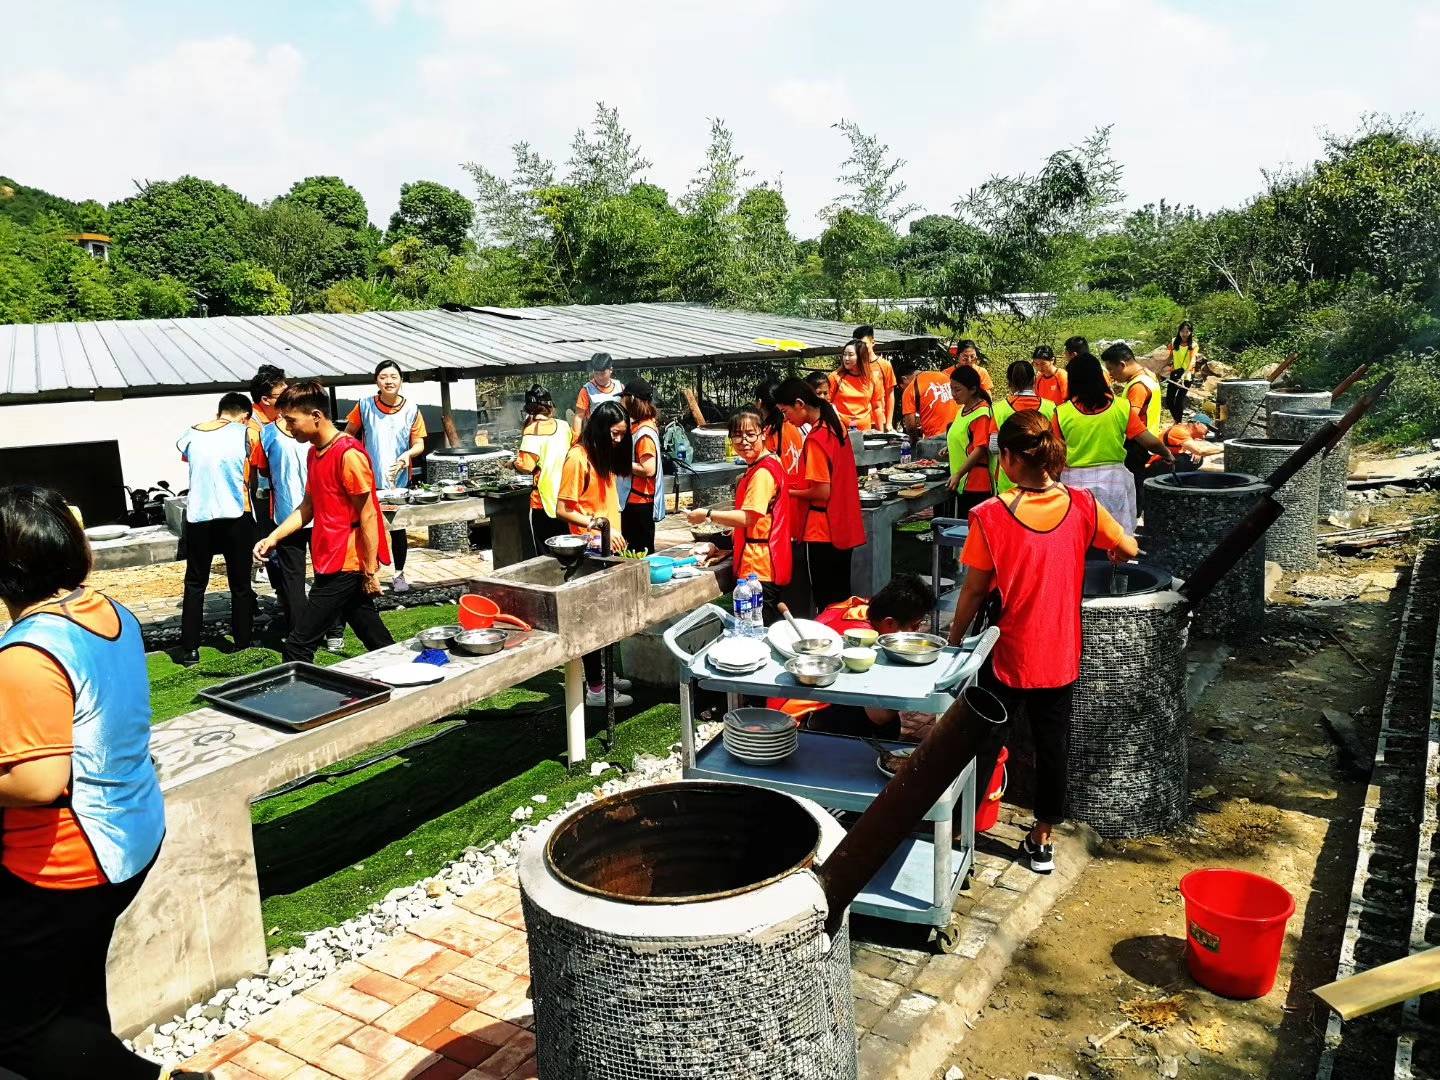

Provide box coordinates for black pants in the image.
[273,530,344,641]
[283,571,394,663]
[972,666,1074,826]
[530,507,567,553]
[953,490,989,517]
[0,862,161,1080]
[621,501,656,556]
[1164,372,1189,424]
[180,515,255,651]
[390,529,408,574]
[806,543,854,611]
[582,649,623,690]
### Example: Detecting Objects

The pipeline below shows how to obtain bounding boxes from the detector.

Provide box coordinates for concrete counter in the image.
[852,479,953,596]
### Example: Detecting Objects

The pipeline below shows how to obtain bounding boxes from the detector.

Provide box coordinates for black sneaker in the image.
[1020,833,1055,874]
[176,649,200,667]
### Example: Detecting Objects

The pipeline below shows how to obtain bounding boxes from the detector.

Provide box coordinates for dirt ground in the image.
[938,486,1439,1080]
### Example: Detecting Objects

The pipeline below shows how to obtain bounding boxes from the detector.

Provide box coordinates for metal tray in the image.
[198,662,392,732]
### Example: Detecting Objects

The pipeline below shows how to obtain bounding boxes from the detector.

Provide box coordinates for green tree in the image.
[567,103,652,196]
[109,176,253,302]
[247,200,354,311]
[824,120,920,227]
[215,261,291,315]
[818,210,899,317]
[679,117,751,302]
[735,186,798,310]
[574,183,684,303]
[387,181,474,255]
[281,175,370,232]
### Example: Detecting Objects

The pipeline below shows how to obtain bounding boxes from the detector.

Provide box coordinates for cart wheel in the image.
[933,923,962,955]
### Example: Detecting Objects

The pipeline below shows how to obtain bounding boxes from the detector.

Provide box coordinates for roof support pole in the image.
[439,369,460,448]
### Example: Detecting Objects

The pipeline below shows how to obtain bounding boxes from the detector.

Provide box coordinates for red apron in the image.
[308,434,392,575]
[804,425,865,550]
[734,455,793,587]
[969,486,1097,689]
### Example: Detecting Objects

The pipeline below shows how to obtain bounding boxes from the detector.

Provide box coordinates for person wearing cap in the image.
[575,352,625,434]
[1163,414,1222,471]
[515,384,573,552]
[898,355,959,442]
[855,325,895,431]
[619,376,663,556]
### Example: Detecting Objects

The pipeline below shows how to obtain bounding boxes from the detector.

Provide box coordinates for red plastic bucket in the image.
[975,748,1008,832]
[1179,868,1295,998]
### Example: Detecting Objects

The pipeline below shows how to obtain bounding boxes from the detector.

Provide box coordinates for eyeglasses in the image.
[733,430,764,444]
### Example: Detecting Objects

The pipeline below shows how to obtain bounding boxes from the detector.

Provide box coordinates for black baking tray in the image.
[198,662,392,732]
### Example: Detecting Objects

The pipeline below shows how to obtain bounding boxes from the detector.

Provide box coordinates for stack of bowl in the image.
[722,708,798,764]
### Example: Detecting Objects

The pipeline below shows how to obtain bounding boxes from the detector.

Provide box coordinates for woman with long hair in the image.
[775,377,865,611]
[1051,353,1169,532]
[688,406,793,623]
[947,411,1138,875]
[827,339,885,431]
[756,378,805,477]
[346,359,426,594]
[0,486,177,1080]
[945,365,995,515]
[556,400,632,705]
[514,384,572,554]
[1163,320,1198,424]
[619,377,662,556]
[1032,345,1067,406]
[988,360,1056,496]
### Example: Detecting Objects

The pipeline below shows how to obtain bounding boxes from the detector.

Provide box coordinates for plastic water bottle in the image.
[731,577,753,636]
[899,434,913,466]
[746,574,766,635]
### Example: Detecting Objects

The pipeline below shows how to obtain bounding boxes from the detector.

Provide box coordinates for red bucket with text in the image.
[975,747,1008,833]
[1179,868,1295,998]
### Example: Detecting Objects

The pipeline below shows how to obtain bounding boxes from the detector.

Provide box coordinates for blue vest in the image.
[616,424,667,522]
[358,395,421,489]
[178,422,250,522]
[0,600,165,883]
[260,422,311,522]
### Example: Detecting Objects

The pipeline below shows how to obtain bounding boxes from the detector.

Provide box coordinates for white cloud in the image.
[367,0,405,24]
[768,78,851,128]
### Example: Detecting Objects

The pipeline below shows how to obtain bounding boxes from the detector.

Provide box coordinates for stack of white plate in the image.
[723,707,798,764]
[706,635,770,675]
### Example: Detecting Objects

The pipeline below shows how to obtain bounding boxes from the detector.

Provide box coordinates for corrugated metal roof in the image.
[0,303,932,404]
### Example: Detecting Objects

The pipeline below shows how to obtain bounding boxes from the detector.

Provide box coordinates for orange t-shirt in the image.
[799,436,838,542]
[874,355,896,425]
[345,398,428,442]
[962,487,1127,571]
[1125,379,1155,422]
[828,370,883,432]
[944,363,994,393]
[575,380,623,418]
[766,423,806,477]
[629,421,659,504]
[735,459,780,583]
[252,401,279,426]
[903,372,960,437]
[955,404,996,494]
[516,417,563,511]
[0,589,121,889]
[1035,370,1068,405]
[558,445,619,535]
[309,442,380,573]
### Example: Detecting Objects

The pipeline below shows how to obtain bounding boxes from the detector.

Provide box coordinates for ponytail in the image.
[997,410,1066,480]
[776,377,845,441]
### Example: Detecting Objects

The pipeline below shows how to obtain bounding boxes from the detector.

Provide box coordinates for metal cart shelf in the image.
[664,605,999,933]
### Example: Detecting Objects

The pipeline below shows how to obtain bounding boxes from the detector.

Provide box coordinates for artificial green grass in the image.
[146,604,462,723]
[257,701,680,949]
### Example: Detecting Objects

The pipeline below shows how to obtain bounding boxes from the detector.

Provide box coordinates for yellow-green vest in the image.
[1056,397,1130,468]
[989,396,1057,494]
[1124,370,1163,436]
[947,403,993,491]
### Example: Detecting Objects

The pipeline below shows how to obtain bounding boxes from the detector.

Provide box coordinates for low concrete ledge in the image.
[90,524,181,571]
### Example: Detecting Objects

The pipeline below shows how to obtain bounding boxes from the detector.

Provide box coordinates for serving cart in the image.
[663,605,999,947]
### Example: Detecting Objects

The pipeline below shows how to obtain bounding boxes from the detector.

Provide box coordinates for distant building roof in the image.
[66,233,112,243]
[0,303,934,404]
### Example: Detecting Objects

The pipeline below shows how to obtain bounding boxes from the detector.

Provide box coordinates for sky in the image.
[3,0,1438,239]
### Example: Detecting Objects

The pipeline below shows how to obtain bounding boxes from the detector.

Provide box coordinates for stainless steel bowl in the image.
[441,485,469,501]
[453,628,507,656]
[859,492,885,509]
[417,624,463,651]
[545,534,588,566]
[920,467,949,481]
[410,489,441,504]
[785,654,844,687]
[876,632,948,665]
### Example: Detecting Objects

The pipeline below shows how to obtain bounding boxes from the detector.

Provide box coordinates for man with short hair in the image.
[256,380,396,662]
[1063,335,1089,364]
[248,365,288,587]
[176,392,260,664]
[1102,342,1165,500]
[574,352,624,433]
[897,356,959,442]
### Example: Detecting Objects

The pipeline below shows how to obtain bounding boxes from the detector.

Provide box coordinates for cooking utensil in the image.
[410,489,441,504]
[376,488,410,505]
[785,654,843,687]
[767,616,842,659]
[441,485,469,501]
[198,662,391,731]
[898,485,926,499]
[84,524,130,542]
[458,594,532,632]
[544,534,587,567]
[453,628,507,656]
[776,603,832,656]
[859,492,885,510]
[416,625,463,651]
[843,627,879,648]
[876,632,948,665]
[647,554,699,584]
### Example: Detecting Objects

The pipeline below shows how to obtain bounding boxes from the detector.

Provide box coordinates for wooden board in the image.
[1314,948,1440,1019]
[680,386,708,427]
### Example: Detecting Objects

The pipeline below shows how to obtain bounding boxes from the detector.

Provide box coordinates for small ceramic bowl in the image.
[841,646,877,672]
[843,627,880,649]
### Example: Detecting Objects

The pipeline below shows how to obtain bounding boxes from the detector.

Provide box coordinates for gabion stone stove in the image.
[1215,379,1270,441]
[519,782,857,1080]
[424,448,503,552]
[1071,564,1190,837]
[1263,389,1332,420]
[1269,408,1351,517]
[1142,472,1267,642]
[1223,438,1322,571]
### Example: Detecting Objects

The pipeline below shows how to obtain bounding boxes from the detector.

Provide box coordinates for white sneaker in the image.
[586,687,633,707]
[392,573,410,594]
[610,675,633,691]
[325,633,346,652]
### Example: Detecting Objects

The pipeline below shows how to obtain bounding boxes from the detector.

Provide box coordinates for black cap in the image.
[623,376,655,402]
[590,351,614,372]
[853,324,875,339]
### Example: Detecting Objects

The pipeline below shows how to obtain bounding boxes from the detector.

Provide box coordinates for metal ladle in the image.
[776,602,833,657]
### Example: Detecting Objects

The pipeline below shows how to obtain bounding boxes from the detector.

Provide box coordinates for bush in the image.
[1187,291,1260,354]
[1361,348,1440,446]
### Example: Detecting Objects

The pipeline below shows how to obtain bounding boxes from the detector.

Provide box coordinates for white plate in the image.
[766,619,843,659]
[889,471,925,483]
[371,663,446,687]
[724,739,798,756]
[707,636,770,668]
[84,525,130,542]
[723,728,798,745]
[725,743,797,764]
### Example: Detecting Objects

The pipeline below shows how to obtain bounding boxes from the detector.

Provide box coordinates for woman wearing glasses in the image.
[687,406,793,624]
